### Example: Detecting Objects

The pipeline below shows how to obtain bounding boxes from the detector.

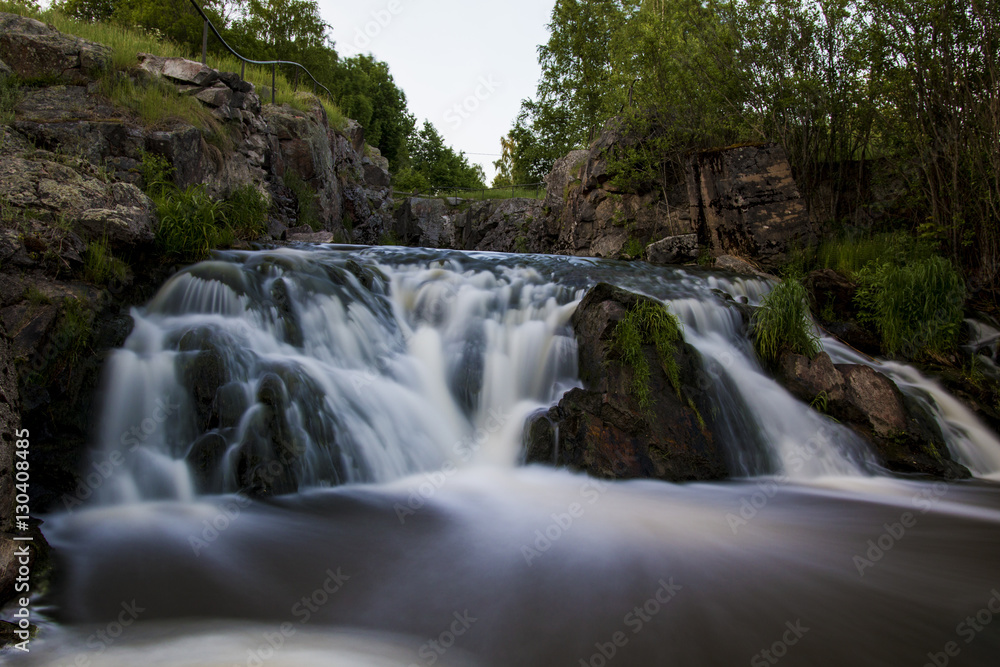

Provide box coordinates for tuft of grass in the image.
[1,75,22,126]
[752,278,821,363]
[224,184,269,240]
[24,284,52,305]
[611,299,683,410]
[84,234,128,285]
[155,184,231,258]
[284,171,321,231]
[854,255,965,358]
[623,237,644,258]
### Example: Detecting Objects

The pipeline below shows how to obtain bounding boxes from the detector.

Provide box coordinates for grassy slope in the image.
[0,1,347,130]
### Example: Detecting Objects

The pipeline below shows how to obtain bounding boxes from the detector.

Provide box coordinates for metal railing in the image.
[188,0,334,106]
[392,183,547,202]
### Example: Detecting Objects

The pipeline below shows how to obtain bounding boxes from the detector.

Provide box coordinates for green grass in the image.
[24,284,51,305]
[155,184,231,258]
[854,255,965,358]
[0,2,347,131]
[0,76,22,126]
[84,234,128,285]
[283,171,321,231]
[611,299,683,410]
[816,232,929,277]
[224,184,269,240]
[752,278,821,363]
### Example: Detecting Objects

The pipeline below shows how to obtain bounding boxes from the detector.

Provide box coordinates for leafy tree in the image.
[331,55,415,171]
[396,121,485,191]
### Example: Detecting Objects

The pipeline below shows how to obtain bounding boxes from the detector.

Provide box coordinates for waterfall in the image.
[90,246,1000,503]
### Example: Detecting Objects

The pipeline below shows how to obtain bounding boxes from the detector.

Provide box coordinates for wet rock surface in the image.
[526,284,728,482]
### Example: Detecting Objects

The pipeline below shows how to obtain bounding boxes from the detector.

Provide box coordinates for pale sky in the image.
[318,0,556,183]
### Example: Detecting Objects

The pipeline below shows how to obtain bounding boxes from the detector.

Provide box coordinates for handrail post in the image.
[201,19,208,65]
[271,63,276,105]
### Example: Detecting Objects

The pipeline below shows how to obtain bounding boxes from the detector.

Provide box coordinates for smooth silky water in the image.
[12,246,1000,666]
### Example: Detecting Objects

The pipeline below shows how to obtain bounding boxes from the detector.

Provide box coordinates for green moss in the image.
[752,278,820,363]
[611,299,683,410]
[378,229,401,246]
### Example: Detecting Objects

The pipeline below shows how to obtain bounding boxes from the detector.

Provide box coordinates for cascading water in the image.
[18,246,1000,667]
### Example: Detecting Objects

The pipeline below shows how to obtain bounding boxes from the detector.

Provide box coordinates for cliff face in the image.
[396,125,812,270]
[0,13,392,522]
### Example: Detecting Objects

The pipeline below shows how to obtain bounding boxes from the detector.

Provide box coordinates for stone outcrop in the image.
[525,284,728,481]
[0,13,109,84]
[688,143,812,267]
[646,234,698,265]
[394,197,546,252]
[776,351,968,477]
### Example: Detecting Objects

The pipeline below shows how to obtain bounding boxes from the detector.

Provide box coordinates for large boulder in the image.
[688,143,812,268]
[646,234,698,264]
[777,351,968,477]
[0,12,109,84]
[525,284,728,481]
[0,154,156,250]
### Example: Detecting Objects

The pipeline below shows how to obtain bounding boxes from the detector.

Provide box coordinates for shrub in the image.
[611,299,683,409]
[854,255,965,358]
[752,278,820,363]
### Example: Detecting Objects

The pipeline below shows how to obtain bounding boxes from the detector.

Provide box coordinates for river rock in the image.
[525,283,727,481]
[777,351,969,478]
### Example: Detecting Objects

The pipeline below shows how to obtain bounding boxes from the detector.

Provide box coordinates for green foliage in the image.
[399,121,485,190]
[854,256,965,358]
[283,171,320,231]
[331,55,415,171]
[0,76,22,126]
[224,184,269,240]
[140,151,175,197]
[611,299,683,410]
[84,235,128,285]
[155,184,230,258]
[817,232,924,277]
[752,279,821,363]
[623,236,644,258]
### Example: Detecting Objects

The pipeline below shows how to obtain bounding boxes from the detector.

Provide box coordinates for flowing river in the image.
[14,246,1000,666]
